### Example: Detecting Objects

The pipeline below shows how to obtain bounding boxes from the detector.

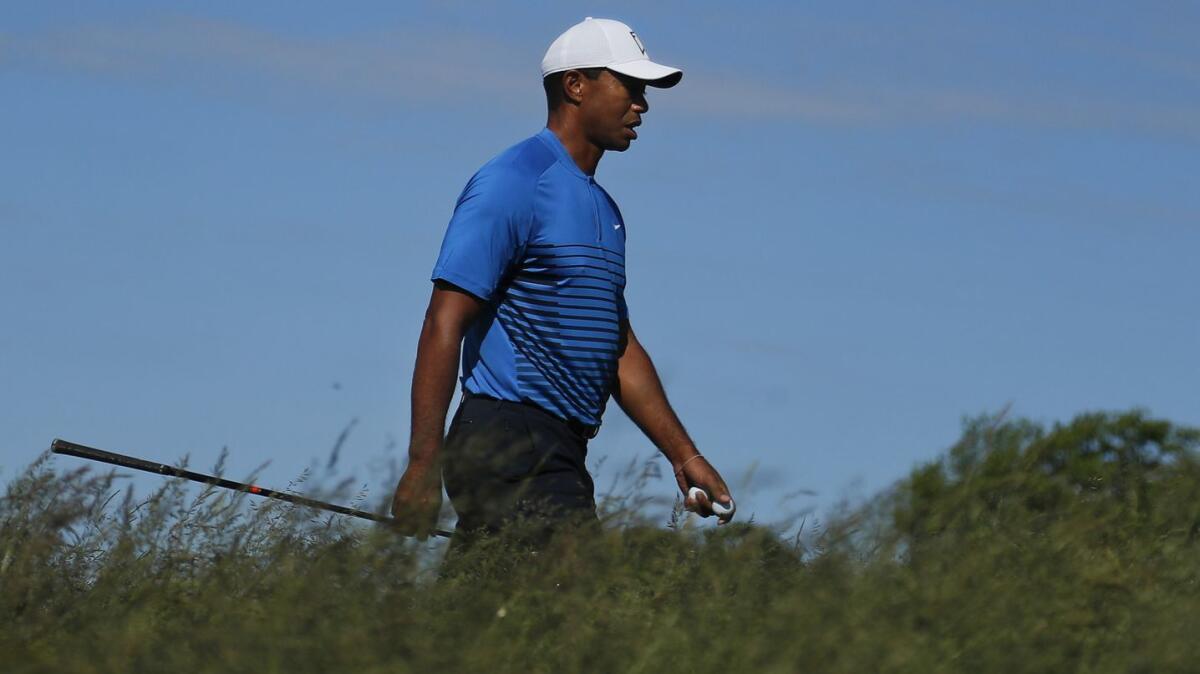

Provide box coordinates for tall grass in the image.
[3,409,1198,673]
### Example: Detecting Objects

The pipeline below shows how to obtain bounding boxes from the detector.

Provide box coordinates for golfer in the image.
[391,18,734,545]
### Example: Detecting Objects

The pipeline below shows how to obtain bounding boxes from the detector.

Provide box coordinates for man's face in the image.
[579,69,649,152]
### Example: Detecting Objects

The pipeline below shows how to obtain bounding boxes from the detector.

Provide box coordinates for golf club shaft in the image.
[50,438,452,538]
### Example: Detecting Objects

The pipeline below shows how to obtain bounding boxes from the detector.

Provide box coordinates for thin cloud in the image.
[669,76,881,124]
[5,16,1198,142]
[671,77,1200,142]
[3,17,534,105]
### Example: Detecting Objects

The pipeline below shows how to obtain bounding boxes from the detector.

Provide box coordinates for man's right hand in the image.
[390,457,443,539]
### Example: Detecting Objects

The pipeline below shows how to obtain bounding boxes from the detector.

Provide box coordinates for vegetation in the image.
[3,409,1199,673]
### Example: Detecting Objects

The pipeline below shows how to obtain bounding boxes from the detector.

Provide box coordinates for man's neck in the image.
[547,118,603,176]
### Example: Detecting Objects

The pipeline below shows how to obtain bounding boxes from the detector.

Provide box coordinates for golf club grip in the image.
[688,486,735,519]
[53,438,192,477]
[52,439,269,497]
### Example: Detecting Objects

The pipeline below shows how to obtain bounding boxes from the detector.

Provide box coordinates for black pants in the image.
[441,393,598,554]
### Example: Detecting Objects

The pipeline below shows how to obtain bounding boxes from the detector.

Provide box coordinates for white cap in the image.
[541,17,682,88]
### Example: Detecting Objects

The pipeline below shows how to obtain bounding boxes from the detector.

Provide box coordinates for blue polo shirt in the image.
[431,128,628,428]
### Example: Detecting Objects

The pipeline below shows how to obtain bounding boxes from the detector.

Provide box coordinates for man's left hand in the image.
[674,455,734,524]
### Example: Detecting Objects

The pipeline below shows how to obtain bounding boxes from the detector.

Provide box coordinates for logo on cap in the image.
[629,31,646,55]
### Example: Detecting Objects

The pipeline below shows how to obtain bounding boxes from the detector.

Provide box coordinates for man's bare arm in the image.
[612,322,697,464]
[408,282,484,460]
[391,281,484,536]
[613,320,733,518]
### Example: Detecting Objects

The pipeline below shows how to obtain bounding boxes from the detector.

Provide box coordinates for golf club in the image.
[50,438,453,538]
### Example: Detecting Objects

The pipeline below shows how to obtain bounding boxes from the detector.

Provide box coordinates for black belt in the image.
[461,391,600,440]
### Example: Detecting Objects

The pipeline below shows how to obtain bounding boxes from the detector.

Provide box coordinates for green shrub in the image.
[2,409,1198,673]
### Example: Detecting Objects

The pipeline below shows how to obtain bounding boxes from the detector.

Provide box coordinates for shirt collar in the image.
[536,127,590,180]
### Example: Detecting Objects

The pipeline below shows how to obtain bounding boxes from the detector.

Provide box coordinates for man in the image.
[391,18,734,546]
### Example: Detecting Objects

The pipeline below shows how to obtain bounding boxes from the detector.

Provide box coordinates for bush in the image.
[2,409,1198,673]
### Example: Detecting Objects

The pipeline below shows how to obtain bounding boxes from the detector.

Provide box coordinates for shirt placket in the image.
[587,181,619,284]
[587,178,602,244]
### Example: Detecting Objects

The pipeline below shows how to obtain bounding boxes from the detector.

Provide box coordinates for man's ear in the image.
[561,69,586,106]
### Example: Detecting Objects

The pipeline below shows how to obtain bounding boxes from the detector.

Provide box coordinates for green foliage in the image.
[880,409,1200,671]
[892,409,1200,548]
[2,409,1199,672]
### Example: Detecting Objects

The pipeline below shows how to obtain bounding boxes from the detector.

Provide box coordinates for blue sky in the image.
[3,2,1197,533]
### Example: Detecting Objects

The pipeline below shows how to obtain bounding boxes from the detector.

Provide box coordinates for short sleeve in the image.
[431,166,534,301]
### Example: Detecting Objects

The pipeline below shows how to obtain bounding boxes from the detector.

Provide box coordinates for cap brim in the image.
[608,60,683,88]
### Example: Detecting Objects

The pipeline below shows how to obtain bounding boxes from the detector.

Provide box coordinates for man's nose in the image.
[633,92,649,114]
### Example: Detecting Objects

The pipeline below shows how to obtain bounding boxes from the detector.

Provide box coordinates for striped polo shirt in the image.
[431,128,628,428]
